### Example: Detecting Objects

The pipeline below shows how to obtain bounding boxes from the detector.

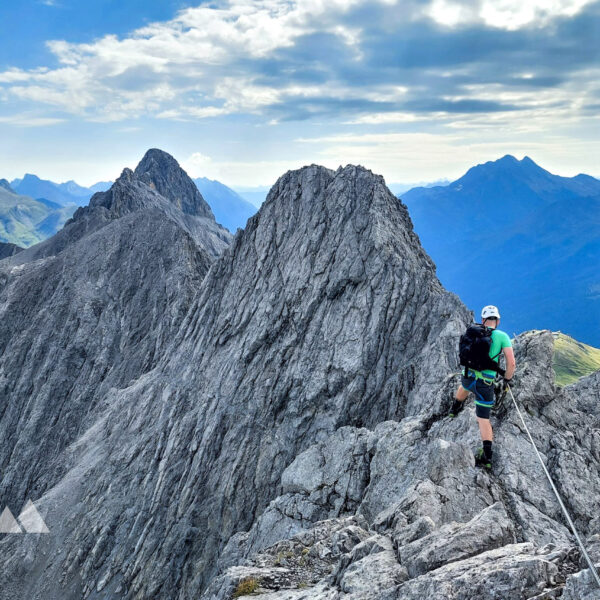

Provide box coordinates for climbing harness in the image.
[506,384,600,590]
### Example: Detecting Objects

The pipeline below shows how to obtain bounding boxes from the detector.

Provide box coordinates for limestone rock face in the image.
[0,149,230,519]
[0,156,598,600]
[568,367,600,420]
[396,502,516,577]
[207,329,599,599]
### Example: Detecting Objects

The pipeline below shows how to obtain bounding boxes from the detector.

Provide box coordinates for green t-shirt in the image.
[471,328,512,380]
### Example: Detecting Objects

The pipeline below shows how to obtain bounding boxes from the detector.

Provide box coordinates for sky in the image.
[1,0,599,187]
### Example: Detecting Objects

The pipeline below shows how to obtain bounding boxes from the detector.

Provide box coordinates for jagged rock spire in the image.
[6,149,232,265]
[134,148,214,218]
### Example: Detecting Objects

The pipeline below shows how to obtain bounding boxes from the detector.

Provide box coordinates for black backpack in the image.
[459,324,505,376]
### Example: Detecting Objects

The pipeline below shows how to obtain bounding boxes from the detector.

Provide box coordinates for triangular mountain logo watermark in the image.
[17,500,50,533]
[0,500,49,534]
[0,507,22,533]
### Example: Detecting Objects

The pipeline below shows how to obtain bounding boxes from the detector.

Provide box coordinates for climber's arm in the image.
[503,347,515,380]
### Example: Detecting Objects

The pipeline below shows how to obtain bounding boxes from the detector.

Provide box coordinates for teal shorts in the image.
[461,372,494,419]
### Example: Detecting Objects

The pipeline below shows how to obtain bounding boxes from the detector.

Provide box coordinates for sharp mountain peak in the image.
[133,148,214,219]
[465,154,545,176]
[6,149,232,266]
[265,162,385,207]
[78,149,219,225]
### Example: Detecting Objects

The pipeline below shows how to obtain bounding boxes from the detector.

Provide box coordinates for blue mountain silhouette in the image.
[402,155,600,346]
[194,177,257,233]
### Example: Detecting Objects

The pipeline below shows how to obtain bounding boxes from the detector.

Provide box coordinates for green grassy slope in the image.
[553,332,600,386]
[0,187,76,247]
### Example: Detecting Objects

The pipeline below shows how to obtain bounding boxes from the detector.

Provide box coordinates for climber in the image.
[449,305,516,471]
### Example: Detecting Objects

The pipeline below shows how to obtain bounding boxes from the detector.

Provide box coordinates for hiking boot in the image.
[475,448,492,471]
[449,399,465,418]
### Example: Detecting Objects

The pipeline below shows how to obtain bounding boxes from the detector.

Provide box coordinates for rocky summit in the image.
[0,149,231,520]
[0,152,598,600]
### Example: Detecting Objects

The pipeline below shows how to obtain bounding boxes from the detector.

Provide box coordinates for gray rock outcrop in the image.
[0,149,231,513]
[0,153,598,600]
[208,329,599,599]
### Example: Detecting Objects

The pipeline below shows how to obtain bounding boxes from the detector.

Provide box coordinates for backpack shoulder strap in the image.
[490,329,504,359]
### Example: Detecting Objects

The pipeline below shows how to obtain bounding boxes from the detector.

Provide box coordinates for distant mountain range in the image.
[193,177,257,232]
[2,171,454,241]
[0,179,79,247]
[4,157,600,348]
[401,155,600,346]
[10,174,112,207]
[388,179,450,196]
[2,172,257,241]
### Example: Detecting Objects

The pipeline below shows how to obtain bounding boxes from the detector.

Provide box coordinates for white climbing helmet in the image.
[481,305,500,320]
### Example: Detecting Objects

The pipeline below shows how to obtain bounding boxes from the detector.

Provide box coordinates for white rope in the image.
[506,385,600,590]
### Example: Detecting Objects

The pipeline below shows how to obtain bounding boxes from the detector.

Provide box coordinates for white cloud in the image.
[183,152,214,173]
[425,0,480,28]
[156,106,228,120]
[0,0,596,125]
[0,68,49,83]
[479,0,594,29]
[426,0,595,29]
[0,113,64,127]
[344,112,424,124]
[0,0,366,121]
[10,84,94,112]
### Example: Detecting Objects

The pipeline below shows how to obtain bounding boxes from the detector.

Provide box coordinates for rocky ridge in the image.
[205,330,600,599]
[0,153,598,600]
[0,150,231,513]
[6,149,230,266]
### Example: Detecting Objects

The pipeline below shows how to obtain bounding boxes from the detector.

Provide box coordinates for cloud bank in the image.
[1,0,598,125]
